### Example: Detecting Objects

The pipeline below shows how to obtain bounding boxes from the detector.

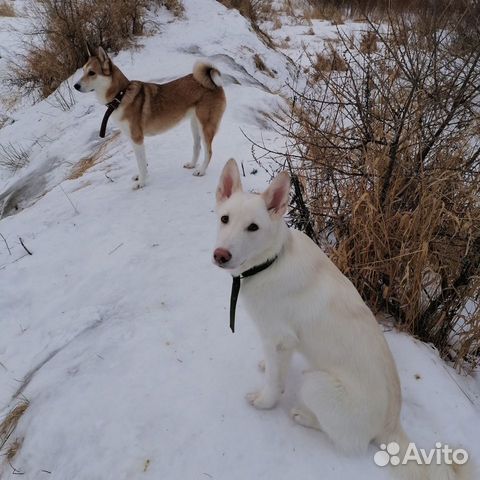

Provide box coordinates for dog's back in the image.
[120,63,225,137]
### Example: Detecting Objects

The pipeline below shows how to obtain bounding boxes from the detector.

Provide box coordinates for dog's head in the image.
[213,159,290,273]
[74,47,113,94]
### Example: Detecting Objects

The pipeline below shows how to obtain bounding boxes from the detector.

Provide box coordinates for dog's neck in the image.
[233,222,290,277]
[95,64,130,105]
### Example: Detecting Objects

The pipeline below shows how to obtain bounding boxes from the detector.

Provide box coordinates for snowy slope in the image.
[1,1,479,479]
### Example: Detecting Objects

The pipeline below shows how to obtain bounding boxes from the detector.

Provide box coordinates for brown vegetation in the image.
[307,0,479,18]
[8,0,184,100]
[0,1,15,16]
[256,11,480,371]
[0,399,29,463]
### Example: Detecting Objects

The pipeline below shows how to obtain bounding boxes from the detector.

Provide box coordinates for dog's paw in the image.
[290,407,320,429]
[258,360,266,372]
[131,174,139,181]
[245,390,277,410]
[132,181,145,190]
[183,162,195,169]
[193,169,205,177]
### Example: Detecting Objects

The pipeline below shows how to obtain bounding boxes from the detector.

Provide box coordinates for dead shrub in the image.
[0,143,30,173]
[0,1,15,16]
[311,46,347,79]
[307,0,476,17]
[7,0,183,100]
[258,12,480,371]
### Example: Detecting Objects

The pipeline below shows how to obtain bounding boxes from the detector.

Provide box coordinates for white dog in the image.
[212,158,472,480]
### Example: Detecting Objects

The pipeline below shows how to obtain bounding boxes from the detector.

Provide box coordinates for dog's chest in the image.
[241,276,288,323]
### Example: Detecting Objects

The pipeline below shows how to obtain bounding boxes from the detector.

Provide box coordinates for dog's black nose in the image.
[73,83,81,91]
[214,248,232,265]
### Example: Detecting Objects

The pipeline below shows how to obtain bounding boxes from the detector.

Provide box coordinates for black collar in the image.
[99,89,126,138]
[229,256,278,333]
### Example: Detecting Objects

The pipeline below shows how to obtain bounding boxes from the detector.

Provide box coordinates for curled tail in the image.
[376,427,473,480]
[193,62,222,89]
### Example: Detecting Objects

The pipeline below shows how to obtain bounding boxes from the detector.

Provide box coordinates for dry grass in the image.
[8,0,183,100]
[359,30,378,54]
[163,0,184,16]
[259,12,480,371]
[306,4,344,24]
[0,143,30,173]
[305,0,479,26]
[273,17,282,30]
[311,47,347,79]
[69,131,120,180]
[253,53,274,77]
[0,1,14,16]
[5,438,23,462]
[0,399,29,461]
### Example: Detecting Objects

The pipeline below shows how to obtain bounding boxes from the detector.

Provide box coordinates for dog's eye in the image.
[221,215,229,224]
[247,223,259,232]
[88,71,95,76]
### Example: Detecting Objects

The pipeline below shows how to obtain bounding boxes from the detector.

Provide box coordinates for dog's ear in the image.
[97,47,111,75]
[216,158,242,203]
[261,171,290,218]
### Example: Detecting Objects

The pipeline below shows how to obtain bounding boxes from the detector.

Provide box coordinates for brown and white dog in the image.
[74,47,226,189]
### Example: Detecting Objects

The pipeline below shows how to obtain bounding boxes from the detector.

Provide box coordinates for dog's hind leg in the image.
[184,115,201,170]
[132,141,148,190]
[294,370,372,454]
[193,125,213,177]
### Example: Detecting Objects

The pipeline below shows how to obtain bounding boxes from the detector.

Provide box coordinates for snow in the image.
[0,1,479,479]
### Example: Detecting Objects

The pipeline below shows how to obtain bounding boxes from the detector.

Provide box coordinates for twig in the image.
[0,254,28,271]
[59,184,79,214]
[108,243,124,255]
[9,461,24,475]
[104,172,114,182]
[0,232,11,255]
[18,238,32,256]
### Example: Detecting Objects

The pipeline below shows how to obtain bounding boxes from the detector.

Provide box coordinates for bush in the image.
[259,12,480,371]
[307,0,477,17]
[8,0,183,99]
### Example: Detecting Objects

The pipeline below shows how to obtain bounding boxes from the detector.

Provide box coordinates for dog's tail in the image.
[376,426,474,480]
[193,62,222,89]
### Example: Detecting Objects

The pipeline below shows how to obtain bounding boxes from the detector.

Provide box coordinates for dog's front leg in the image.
[246,341,293,409]
[132,142,148,189]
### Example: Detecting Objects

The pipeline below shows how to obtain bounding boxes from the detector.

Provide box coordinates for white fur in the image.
[213,159,473,480]
[210,70,223,87]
